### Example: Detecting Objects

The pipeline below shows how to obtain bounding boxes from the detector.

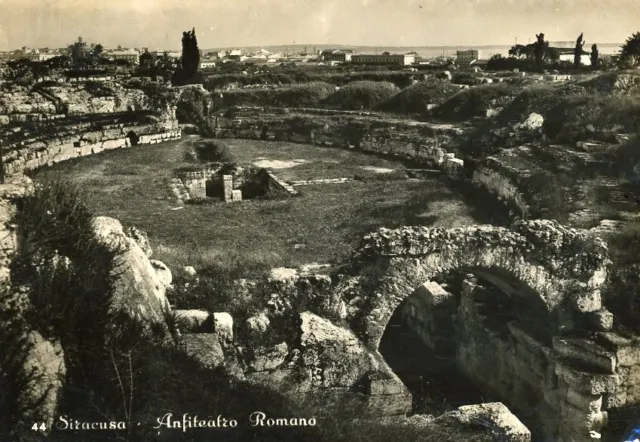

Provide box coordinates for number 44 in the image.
[31,422,46,431]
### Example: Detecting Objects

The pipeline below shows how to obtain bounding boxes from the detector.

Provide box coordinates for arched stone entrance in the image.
[343,220,610,351]
[126,131,140,146]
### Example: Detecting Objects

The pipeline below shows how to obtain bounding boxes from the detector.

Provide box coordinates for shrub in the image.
[497,83,586,126]
[194,139,235,163]
[378,80,460,114]
[323,81,400,110]
[274,82,336,106]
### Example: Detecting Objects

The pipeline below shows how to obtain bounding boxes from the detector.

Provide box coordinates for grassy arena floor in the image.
[34,137,479,276]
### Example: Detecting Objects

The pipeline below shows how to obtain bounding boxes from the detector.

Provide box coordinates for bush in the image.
[378,79,460,114]
[274,82,336,106]
[497,83,586,126]
[323,81,400,110]
[194,139,235,163]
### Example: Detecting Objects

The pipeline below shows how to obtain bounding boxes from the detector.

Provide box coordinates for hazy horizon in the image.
[0,0,638,51]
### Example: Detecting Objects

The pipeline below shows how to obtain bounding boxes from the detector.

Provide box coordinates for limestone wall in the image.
[2,126,181,176]
[213,109,466,177]
[454,275,639,442]
[472,166,529,218]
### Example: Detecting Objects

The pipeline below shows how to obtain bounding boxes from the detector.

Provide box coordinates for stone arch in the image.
[343,220,610,351]
[126,131,140,146]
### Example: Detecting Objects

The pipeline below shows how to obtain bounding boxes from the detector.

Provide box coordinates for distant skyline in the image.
[0,0,638,51]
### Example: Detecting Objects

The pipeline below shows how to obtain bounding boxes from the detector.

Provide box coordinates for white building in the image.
[350,53,414,66]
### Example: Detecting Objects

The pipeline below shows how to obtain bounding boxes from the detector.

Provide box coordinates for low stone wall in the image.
[472,166,529,218]
[290,178,353,186]
[3,126,181,176]
[213,108,466,177]
[265,172,299,195]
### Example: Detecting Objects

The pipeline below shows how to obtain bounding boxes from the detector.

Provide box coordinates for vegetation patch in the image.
[378,79,460,114]
[322,81,401,110]
[434,83,517,122]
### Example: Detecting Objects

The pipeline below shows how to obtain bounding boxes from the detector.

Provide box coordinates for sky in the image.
[0,0,638,51]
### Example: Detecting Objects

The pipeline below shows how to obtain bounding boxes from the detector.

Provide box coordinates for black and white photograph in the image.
[1,1,640,441]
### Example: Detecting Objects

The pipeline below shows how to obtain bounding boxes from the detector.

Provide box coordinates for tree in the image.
[509,44,533,59]
[171,28,203,86]
[91,44,104,59]
[620,32,640,68]
[591,44,599,68]
[534,33,546,68]
[181,28,200,76]
[574,33,585,66]
[140,51,154,68]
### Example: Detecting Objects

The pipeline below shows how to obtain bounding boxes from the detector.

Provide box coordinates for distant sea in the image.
[203,43,623,59]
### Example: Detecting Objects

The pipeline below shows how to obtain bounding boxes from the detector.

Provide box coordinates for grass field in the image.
[34,137,479,277]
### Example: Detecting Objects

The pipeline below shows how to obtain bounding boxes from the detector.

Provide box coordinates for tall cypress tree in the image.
[181,28,200,77]
[574,33,585,66]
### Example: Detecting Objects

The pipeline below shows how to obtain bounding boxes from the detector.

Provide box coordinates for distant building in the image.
[350,53,415,66]
[200,61,217,68]
[110,50,140,64]
[321,49,353,63]
[556,48,591,65]
[455,50,480,64]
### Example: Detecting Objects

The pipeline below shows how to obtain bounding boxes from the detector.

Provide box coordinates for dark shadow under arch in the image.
[126,131,140,146]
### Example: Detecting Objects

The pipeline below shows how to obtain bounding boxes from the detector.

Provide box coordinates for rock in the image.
[246,311,270,336]
[248,342,288,372]
[150,259,172,288]
[436,402,531,442]
[515,113,544,131]
[213,312,234,343]
[183,266,197,278]
[124,226,152,257]
[178,333,225,369]
[174,309,211,332]
[92,217,171,332]
[296,312,395,392]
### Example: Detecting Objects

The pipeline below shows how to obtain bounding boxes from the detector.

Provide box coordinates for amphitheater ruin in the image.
[2,76,640,442]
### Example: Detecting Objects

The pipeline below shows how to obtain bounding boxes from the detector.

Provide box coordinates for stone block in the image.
[603,389,627,409]
[584,309,614,332]
[174,309,211,332]
[552,337,617,374]
[222,175,234,202]
[178,333,224,369]
[572,289,602,313]
[565,387,603,413]
[561,401,607,432]
[231,189,242,201]
[248,342,288,372]
[366,370,410,396]
[213,312,233,343]
[555,361,620,395]
[595,332,640,367]
[413,280,454,307]
[437,402,531,442]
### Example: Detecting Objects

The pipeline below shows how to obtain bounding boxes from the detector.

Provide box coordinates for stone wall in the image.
[454,275,626,442]
[2,126,182,176]
[472,166,529,218]
[212,107,466,177]
[396,271,640,441]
